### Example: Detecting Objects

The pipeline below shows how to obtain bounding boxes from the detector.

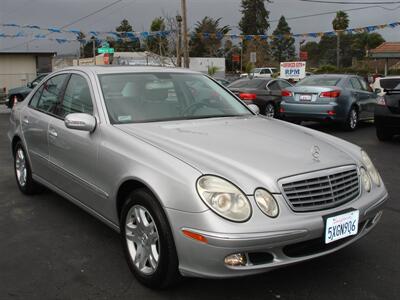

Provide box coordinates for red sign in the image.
[232,54,240,62]
[103,53,109,65]
[300,51,308,61]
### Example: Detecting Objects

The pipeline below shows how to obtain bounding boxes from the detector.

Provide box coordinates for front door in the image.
[47,73,107,214]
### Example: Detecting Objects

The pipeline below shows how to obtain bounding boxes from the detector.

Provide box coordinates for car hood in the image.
[116,116,357,194]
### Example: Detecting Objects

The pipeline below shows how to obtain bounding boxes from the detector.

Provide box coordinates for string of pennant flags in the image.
[0,20,399,45]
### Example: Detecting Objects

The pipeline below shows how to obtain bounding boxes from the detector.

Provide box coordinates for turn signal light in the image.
[182,230,208,244]
[281,90,293,97]
[320,90,341,98]
[239,93,257,100]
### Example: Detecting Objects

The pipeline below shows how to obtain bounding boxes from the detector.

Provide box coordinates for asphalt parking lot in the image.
[0,112,399,300]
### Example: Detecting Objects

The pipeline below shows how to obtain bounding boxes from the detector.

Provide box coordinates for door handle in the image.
[48,128,58,138]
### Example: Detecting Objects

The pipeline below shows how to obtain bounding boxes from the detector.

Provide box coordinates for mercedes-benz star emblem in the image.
[311,145,320,162]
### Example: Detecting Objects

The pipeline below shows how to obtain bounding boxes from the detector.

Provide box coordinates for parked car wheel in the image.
[120,188,180,289]
[343,107,358,131]
[265,103,275,118]
[376,126,393,141]
[13,141,42,194]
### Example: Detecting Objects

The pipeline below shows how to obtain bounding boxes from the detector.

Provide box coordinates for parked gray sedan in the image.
[8,67,388,289]
[280,74,378,130]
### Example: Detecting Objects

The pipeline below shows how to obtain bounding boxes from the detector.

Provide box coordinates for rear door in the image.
[348,77,369,119]
[21,74,68,181]
[357,77,376,119]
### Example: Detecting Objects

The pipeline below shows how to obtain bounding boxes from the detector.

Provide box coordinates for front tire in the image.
[376,126,393,141]
[120,188,180,289]
[13,141,42,194]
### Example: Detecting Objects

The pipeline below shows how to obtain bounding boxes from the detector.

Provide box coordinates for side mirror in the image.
[32,81,38,88]
[374,88,381,94]
[27,82,33,88]
[248,104,260,115]
[64,113,96,132]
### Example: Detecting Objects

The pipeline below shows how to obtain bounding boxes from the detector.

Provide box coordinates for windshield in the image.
[228,79,267,89]
[99,72,252,124]
[297,76,341,87]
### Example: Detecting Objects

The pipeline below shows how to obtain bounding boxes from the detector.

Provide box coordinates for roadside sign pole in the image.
[93,40,96,65]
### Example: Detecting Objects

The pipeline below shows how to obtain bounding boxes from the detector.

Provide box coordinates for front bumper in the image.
[281,101,346,122]
[166,189,388,279]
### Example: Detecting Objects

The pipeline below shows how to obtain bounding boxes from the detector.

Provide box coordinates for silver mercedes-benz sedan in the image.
[8,66,388,289]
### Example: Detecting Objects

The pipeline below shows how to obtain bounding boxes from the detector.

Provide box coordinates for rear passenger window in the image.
[58,74,93,118]
[350,78,362,90]
[268,81,280,90]
[36,74,68,113]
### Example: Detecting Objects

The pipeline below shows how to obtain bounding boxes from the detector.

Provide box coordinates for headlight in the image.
[361,150,381,186]
[254,189,279,218]
[196,176,251,222]
[360,167,371,192]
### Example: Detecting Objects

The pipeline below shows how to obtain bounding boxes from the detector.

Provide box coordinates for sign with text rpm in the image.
[280,61,306,80]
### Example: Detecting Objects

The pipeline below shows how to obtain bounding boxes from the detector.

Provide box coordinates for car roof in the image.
[59,65,202,75]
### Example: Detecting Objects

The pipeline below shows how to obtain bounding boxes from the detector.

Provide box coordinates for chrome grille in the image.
[280,166,360,212]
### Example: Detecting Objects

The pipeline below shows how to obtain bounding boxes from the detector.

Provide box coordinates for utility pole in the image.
[92,38,97,65]
[336,31,340,69]
[181,0,189,68]
[176,15,182,67]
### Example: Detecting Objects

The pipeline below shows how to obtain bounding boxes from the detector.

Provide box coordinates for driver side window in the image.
[33,74,68,114]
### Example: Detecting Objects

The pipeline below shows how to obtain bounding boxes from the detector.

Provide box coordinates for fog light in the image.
[224,253,247,267]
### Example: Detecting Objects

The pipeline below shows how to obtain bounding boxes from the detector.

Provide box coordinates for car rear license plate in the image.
[299,94,312,101]
[325,210,359,244]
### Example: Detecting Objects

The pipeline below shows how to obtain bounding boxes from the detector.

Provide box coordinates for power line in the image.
[0,0,124,52]
[271,4,400,22]
[299,0,400,4]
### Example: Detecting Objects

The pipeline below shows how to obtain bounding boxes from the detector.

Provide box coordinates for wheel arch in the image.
[115,178,165,223]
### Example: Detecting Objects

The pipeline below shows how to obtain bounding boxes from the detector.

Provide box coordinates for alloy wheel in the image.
[266,104,275,118]
[125,205,160,275]
[349,109,358,129]
[15,148,27,187]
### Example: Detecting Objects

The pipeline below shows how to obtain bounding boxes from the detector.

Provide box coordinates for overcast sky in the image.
[1,0,400,55]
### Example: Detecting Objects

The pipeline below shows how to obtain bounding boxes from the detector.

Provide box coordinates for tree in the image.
[112,19,140,52]
[239,0,272,35]
[271,16,296,62]
[146,17,168,55]
[351,32,385,59]
[189,17,231,57]
[239,0,272,70]
[332,11,349,68]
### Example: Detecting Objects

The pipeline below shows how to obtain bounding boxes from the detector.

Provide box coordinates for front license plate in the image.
[299,94,312,101]
[325,210,359,244]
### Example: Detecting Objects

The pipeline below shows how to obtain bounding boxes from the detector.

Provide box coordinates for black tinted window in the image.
[350,78,362,90]
[380,78,400,89]
[268,81,280,90]
[36,74,68,113]
[228,79,267,89]
[58,74,93,118]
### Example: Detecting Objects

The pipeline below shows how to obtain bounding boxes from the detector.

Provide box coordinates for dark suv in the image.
[5,73,48,108]
[375,89,400,141]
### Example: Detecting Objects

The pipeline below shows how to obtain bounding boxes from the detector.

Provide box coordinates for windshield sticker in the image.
[118,115,132,122]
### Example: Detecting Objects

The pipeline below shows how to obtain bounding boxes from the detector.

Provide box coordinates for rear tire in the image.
[13,141,43,194]
[265,103,275,118]
[120,188,180,289]
[376,126,393,141]
[343,107,358,131]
